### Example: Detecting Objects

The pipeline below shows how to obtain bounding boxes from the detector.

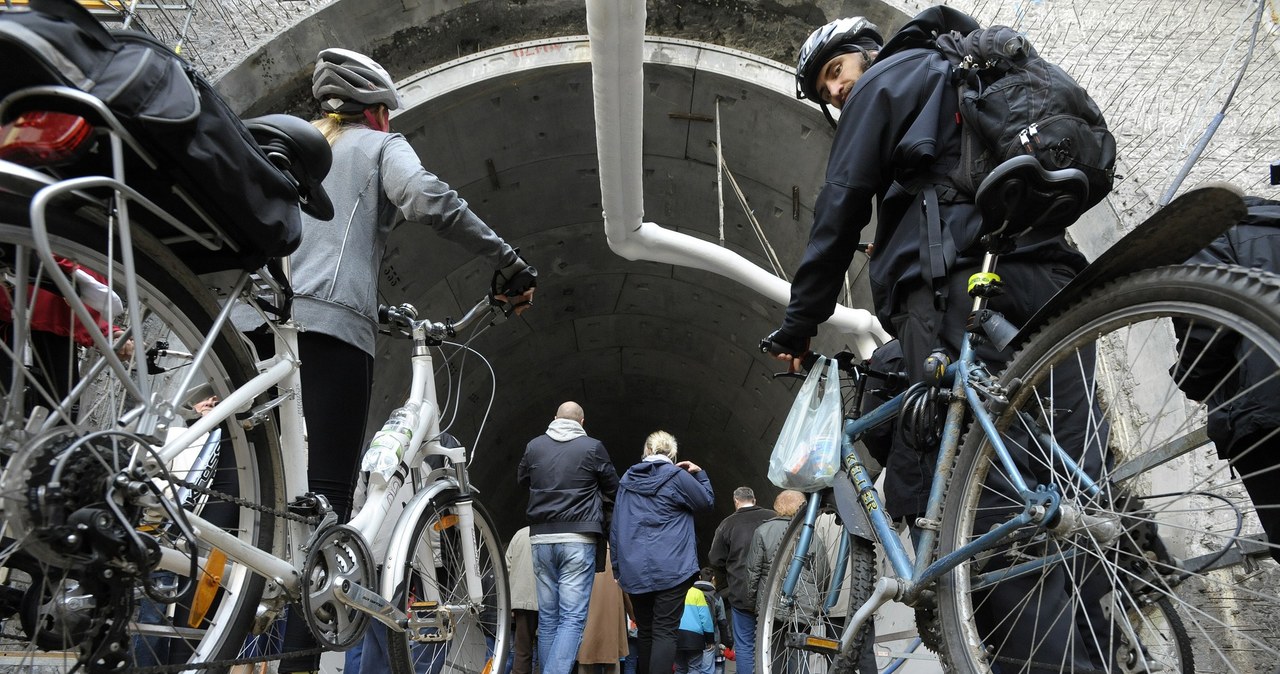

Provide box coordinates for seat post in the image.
[970,251,1001,315]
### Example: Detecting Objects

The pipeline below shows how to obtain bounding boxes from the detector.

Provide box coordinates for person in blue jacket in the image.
[610,431,715,674]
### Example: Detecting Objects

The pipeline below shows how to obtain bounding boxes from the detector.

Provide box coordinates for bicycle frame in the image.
[145,290,493,629]
[775,251,1108,653]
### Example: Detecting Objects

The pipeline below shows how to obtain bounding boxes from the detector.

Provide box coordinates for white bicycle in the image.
[0,85,514,673]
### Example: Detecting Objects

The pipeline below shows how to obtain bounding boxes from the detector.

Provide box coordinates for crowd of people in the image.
[514,400,799,674]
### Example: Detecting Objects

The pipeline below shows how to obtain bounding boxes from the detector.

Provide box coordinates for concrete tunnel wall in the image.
[210,0,1130,552]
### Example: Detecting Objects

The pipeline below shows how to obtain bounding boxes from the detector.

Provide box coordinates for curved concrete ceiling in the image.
[370,36,872,537]
[215,0,914,540]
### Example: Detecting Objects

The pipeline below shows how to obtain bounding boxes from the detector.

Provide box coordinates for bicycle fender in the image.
[832,474,876,542]
[379,477,462,600]
[1012,182,1246,348]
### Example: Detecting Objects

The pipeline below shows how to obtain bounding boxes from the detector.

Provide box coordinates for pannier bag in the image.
[0,0,305,272]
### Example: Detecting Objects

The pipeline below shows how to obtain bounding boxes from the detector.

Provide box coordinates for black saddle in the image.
[975,155,1090,244]
[244,114,334,221]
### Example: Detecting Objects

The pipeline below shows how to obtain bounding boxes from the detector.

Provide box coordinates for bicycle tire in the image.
[757,506,876,674]
[386,493,511,674]
[0,197,282,671]
[936,264,1280,673]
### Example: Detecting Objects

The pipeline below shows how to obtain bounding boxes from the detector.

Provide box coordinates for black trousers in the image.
[629,574,696,674]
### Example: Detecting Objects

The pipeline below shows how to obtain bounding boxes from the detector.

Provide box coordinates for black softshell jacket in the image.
[1178,197,1280,456]
[782,6,1086,339]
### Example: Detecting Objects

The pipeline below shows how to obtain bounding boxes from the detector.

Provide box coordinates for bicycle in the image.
[0,84,517,673]
[758,161,1280,673]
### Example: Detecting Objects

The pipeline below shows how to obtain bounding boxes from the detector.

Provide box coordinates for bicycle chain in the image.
[168,473,322,525]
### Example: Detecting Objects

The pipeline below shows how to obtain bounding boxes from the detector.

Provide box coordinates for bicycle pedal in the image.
[783,631,840,655]
[406,601,452,643]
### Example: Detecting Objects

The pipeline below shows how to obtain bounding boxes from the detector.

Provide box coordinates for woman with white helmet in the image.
[264,47,536,673]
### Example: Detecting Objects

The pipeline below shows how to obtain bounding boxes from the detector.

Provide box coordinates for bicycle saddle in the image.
[974,155,1090,243]
[244,114,334,221]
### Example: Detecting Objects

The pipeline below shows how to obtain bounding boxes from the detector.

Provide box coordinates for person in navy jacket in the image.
[610,431,714,674]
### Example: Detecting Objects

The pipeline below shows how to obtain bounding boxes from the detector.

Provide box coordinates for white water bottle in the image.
[361,402,420,481]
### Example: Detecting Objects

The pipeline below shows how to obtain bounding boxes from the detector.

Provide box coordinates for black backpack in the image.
[935,25,1117,212]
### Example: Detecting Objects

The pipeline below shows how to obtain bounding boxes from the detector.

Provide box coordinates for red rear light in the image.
[0,111,94,167]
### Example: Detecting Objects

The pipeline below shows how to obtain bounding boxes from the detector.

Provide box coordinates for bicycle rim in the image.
[0,203,278,671]
[386,494,511,674]
[758,507,876,674]
[938,265,1280,674]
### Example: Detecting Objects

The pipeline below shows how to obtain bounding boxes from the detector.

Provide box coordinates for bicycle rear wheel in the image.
[937,265,1280,673]
[386,493,510,674]
[757,506,876,674]
[0,198,280,671]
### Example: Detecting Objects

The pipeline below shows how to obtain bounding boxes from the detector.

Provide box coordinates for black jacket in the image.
[518,433,619,536]
[708,505,776,612]
[782,6,1086,339]
[1177,196,1280,456]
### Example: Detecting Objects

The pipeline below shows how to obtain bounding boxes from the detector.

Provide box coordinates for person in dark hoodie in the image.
[707,487,772,674]
[763,8,1109,673]
[611,431,715,674]
[1174,195,1280,563]
[519,401,620,674]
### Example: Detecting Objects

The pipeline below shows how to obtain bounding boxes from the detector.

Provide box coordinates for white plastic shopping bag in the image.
[767,356,842,491]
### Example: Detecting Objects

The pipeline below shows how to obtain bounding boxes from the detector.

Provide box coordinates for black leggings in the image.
[250,330,372,672]
[249,329,373,522]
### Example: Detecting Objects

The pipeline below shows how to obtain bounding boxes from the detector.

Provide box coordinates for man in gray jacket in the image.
[518,401,619,674]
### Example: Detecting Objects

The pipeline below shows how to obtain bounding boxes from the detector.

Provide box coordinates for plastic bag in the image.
[768,356,842,491]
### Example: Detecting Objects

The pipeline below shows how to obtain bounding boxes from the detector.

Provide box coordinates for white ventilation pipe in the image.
[584,0,888,358]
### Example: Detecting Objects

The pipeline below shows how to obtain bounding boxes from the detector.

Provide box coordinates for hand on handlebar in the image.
[492,253,538,310]
[495,286,535,317]
[760,328,814,374]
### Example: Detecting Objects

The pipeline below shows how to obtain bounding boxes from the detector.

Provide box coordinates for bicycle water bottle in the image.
[361,402,420,481]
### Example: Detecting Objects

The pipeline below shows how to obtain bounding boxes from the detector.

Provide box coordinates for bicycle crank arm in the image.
[333,577,410,630]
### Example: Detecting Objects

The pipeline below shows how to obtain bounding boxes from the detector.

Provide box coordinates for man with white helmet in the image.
[763,8,1109,674]
[262,47,536,674]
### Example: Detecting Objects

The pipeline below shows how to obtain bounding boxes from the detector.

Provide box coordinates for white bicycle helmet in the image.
[312,48,403,113]
[795,17,884,102]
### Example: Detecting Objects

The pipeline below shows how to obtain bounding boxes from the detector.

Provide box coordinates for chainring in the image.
[301,524,374,650]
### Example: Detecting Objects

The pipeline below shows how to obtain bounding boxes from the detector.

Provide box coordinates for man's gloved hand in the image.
[492,254,537,316]
[761,328,809,358]
[723,648,735,662]
[761,328,811,374]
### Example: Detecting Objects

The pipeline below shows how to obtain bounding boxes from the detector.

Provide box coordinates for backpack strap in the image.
[919,184,957,311]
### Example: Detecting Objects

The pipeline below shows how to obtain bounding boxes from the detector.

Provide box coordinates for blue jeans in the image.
[346,624,447,674]
[674,647,715,674]
[729,607,758,674]
[533,541,596,674]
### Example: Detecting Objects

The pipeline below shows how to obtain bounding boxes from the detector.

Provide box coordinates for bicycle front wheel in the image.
[758,506,876,674]
[0,199,281,671]
[386,493,511,674]
[937,265,1280,674]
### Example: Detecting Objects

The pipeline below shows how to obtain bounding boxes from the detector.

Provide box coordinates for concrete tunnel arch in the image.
[359,34,869,542]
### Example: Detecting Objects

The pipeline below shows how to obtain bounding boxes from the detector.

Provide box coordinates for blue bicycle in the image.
[758,174,1280,673]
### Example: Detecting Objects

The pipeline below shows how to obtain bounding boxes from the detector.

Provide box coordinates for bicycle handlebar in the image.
[377,295,506,342]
